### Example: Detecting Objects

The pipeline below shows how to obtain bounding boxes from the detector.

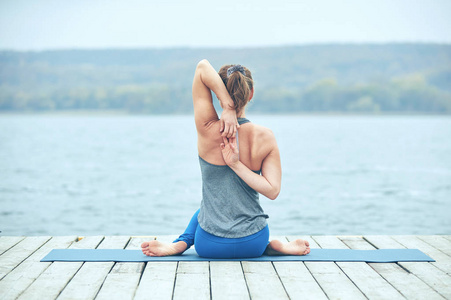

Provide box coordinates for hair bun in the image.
[227,65,246,77]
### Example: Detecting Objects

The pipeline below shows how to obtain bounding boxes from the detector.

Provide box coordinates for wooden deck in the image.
[0,235,450,300]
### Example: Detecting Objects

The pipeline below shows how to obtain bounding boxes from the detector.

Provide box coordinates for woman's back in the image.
[197,117,276,238]
[197,118,276,172]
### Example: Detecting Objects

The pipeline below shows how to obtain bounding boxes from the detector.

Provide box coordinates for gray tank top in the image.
[197,118,269,238]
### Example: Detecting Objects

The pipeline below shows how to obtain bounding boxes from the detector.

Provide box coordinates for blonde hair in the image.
[218,64,254,115]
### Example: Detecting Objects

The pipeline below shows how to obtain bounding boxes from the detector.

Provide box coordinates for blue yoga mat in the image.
[41,248,434,262]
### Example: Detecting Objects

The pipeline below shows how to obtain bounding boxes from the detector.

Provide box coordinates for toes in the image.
[305,240,310,247]
[141,242,149,248]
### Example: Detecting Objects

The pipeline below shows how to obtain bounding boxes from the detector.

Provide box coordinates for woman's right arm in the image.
[193,59,239,137]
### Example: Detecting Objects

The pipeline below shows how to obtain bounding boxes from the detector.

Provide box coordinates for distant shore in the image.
[1,110,450,117]
[2,45,450,115]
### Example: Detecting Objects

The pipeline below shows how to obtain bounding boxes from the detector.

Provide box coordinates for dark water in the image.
[1,114,450,236]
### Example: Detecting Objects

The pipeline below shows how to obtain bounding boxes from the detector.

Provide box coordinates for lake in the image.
[0,114,450,236]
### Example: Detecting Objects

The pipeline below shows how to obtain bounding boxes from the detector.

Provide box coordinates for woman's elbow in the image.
[196,59,209,70]
[267,188,280,200]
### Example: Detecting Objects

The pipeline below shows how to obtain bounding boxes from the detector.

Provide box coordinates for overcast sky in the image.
[0,0,450,50]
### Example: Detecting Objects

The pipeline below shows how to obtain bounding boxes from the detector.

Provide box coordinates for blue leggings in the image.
[173,209,269,258]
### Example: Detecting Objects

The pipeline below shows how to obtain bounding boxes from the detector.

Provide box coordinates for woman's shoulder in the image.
[247,123,276,141]
[242,122,278,169]
[243,122,278,155]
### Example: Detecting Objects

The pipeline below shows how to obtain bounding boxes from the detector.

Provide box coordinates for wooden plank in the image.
[131,235,158,239]
[339,262,405,300]
[57,236,130,300]
[391,235,451,274]
[0,236,76,300]
[95,262,144,300]
[96,235,131,249]
[155,235,177,243]
[399,260,451,299]
[58,263,115,300]
[95,237,146,300]
[312,235,396,300]
[378,235,451,299]
[273,262,327,300]
[339,236,376,250]
[337,236,406,299]
[173,262,210,300]
[210,261,250,300]
[281,235,327,299]
[0,236,25,255]
[417,235,451,256]
[17,236,104,300]
[0,236,51,280]
[365,234,442,254]
[308,237,367,300]
[379,234,451,260]
[2,235,447,300]
[370,263,444,299]
[134,235,179,299]
[364,235,448,299]
[363,235,404,249]
[392,235,451,262]
[242,262,288,300]
[305,262,366,300]
[134,262,178,300]
[312,235,350,249]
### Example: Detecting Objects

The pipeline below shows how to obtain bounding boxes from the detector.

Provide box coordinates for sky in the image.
[0,0,450,50]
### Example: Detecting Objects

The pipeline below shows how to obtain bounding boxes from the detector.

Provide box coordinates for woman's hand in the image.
[220,136,239,167]
[220,108,240,138]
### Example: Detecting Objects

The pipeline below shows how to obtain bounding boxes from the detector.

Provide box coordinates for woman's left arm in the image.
[220,136,282,200]
[193,59,239,137]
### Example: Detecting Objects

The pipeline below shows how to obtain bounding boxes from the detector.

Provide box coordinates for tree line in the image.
[1,44,450,113]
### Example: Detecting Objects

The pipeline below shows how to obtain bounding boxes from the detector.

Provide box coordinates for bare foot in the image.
[265,239,310,256]
[141,240,187,257]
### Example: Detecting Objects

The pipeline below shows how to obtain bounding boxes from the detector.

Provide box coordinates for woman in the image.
[141,59,310,258]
